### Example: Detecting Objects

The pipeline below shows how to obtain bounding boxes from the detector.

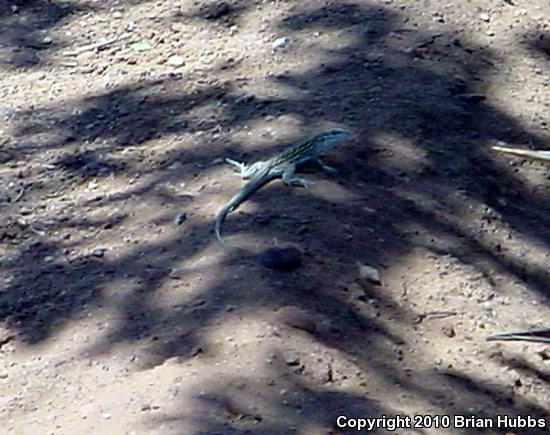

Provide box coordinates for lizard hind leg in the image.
[282,164,314,188]
[225,158,250,178]
[242,161,267,179]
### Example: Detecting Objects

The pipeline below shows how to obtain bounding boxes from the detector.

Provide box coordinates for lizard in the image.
[214,128,352,245]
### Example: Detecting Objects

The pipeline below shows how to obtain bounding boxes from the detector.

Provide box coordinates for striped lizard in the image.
[214,128,352,244]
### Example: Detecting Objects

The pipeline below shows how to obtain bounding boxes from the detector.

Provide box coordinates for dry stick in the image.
[486,327,550,344]
[492,146,550,163]
[63,34,133,56]
[414,310,457,324]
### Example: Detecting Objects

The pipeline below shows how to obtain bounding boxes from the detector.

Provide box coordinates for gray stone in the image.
[258,245,302,270]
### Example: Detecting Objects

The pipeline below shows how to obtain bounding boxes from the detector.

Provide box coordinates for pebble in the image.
[174,212,187,225]
[167,56,185,67]
[258,245,302,270]
[284,354,300,366]
[479,13,490,22]
[272,37,290,50]
[91,247,108,258]
[357,262,382,285]
[204,2,232,19]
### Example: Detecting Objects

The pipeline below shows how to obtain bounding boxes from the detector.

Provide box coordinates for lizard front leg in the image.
[282,164,314,188]
[313,157,338,174]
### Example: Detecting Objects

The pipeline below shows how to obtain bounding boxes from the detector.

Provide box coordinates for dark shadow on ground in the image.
[0,0,90,68]
[1,1,549,433]
[522,30,550,64]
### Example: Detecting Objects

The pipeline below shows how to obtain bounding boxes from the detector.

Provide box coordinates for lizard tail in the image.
[214,186,255,245]
[214,203,231,245]
[213,166,275,246]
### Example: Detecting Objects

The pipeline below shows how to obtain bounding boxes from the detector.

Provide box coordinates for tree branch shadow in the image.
[1,1,549,433]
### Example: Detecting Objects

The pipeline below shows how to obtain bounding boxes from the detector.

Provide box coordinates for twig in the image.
[486,327,550,343]
[63,34,133,56]
[414,310,457,324]
[492,146,550,163]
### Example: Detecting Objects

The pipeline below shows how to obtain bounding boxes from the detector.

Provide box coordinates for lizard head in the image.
[312,128,352,153]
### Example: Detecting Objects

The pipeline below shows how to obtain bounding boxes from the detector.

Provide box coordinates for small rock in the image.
[92,248,107,258]
[258,245,302,270]
[101,412,112,420]
[204,2,232,19]
[0,334,15,350]
[167,55,185,67]
[272,70,290,79]
[191,346,203,357]
[174,212,187,225]
[479,13,490,22]
[272,37,290,50]
[42,36,53,44]
[538,350,549,361]
[357,262,382,285]
[130,40,152,52]
[284,354,300,366]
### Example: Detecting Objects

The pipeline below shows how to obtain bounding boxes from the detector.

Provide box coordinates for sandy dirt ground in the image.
[0,0,549,434]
